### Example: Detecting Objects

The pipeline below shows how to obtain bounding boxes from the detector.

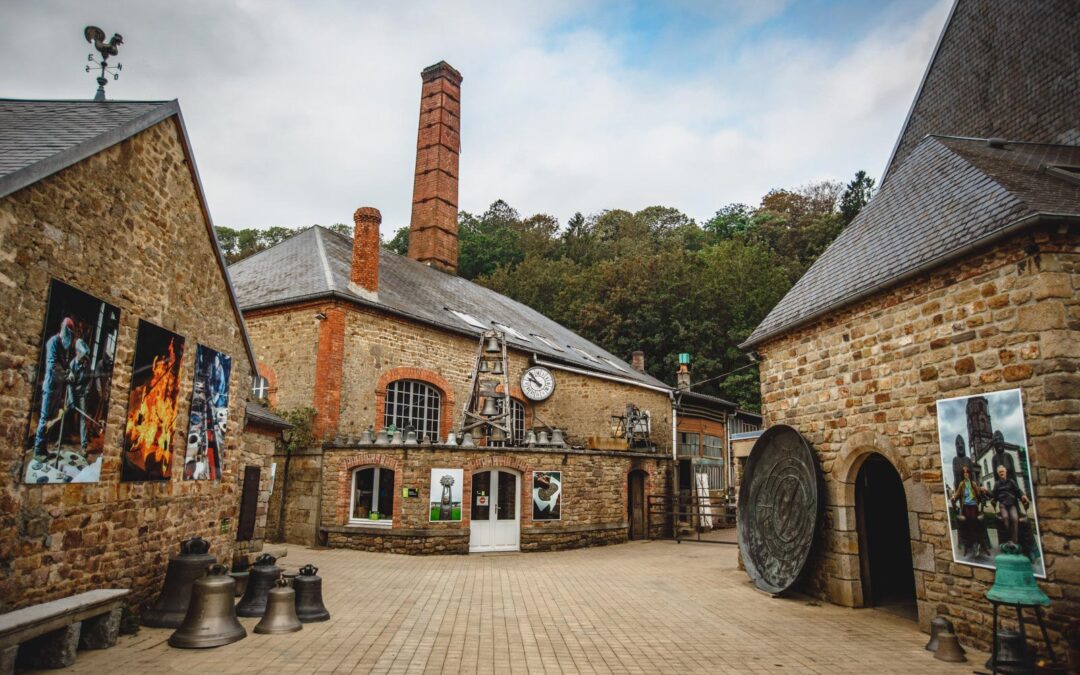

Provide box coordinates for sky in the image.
[2,0,951,236]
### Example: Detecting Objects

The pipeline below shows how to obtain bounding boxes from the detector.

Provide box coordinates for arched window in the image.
[384,380,441,440]
[252,375,269,400]
[350,466,395,526]
[493,397,526,445]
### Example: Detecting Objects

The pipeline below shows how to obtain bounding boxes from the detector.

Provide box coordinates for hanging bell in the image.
[484,336,501,353]
[235,553,282,617]
[490,425,506,443]
[537,430,550,445]
[293,564,331,622]
[478,359,490,373]
[491,360,504,375]
[925,616,953,651]
[405,430,418,445]
[524,430,537,447]
[461,432,475,447]
[481,397,499,416]
[168,564,246,649]
[254,578,303,634]
[985,628,1032,674]
[375,428,389,445]
[143,536,217,628]
[551,428,566,447]
[987,542,1050,606]
[933,630,966,663]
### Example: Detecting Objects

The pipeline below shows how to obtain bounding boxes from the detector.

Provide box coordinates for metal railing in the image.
[647,493,737,545]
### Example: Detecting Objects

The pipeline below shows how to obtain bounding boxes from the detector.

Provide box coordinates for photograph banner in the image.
[429,468,463,522]
[532,471,562,521]
[936,388,1045,576]
[183,345,232,480]
[121,320,186,482]
[23,279,120,484]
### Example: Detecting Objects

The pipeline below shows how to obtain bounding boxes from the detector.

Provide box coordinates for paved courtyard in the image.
[52,539,983,674]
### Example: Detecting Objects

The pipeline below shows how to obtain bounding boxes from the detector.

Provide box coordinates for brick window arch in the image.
[254,360,278,407]
[383,380,441,440]
[349,465,395,526]
[375,368,454,440]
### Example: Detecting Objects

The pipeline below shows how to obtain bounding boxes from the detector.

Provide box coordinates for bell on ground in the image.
[461,432,475,447]
[481,397,499,416]
[491,360,504,375]
[524,430,537,447]
[254,578,303,634]
[985,628,1032,674]
[169,564,246,649]
[143,536,217,628]
[925,616,954,651]
[374,428,389,445]
[236,553,282,617]
[537,430,550,445]
[484,336,501,353]
[933,630,966,663]
[551,428,566,447]
[294,564,331,623]
[490,425,506,443]
[405,430,418,445]
[987,542,1050,607]
[478,359,490,373]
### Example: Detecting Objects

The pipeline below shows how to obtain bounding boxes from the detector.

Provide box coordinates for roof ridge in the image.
[0,97,175,104]
[227,225,318,270]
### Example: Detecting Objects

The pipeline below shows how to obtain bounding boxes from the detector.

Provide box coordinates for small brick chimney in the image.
[351,206,381,297]
[407,61,462,274]
[676,353,691,391]
[631,351,645,373]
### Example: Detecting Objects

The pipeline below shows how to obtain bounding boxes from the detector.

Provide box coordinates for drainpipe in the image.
[671,390,678,535]
[276,433,292,544]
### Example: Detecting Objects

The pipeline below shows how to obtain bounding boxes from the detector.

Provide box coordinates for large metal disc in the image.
[737,424,820,595]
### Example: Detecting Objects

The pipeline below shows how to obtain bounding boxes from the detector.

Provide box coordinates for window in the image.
[491,397,526,444]
[493,322,529,342]
[678,432,699,457]
[531,334,564,352]
[350,466,395,526]
[384,380,441,439]
[703,434,724,459]
[450,310,486,329]
[252,375,269,400]
[696,464,724,491]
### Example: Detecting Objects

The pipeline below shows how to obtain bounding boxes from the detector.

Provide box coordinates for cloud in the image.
[1,0,950,234]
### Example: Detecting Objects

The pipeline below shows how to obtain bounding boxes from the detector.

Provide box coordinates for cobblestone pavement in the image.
[51,540,984,674]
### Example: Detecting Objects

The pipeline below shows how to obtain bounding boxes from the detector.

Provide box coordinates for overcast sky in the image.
[3,0,950,235]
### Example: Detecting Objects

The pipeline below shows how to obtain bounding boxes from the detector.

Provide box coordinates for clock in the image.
[520,366,555,401]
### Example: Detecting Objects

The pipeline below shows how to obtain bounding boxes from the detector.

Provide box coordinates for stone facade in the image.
[755,226,1079,648]
[264,448,323,547]
[0,117,267,611]
[235,422,281,558]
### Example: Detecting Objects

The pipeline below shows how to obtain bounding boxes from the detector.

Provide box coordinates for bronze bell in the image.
[236,552,282,617]
[168,564,246,649]
[491,360,504,375]
[143,536,217,628]
[490,425,506,443]
[294,564,330,622]
[985,628,1033,674]
[254,578,303,634]
[481,397,499,416]
[933,630,966,663]
[925,616,954,652]
[484,336,500,353]
[478,359,490,373]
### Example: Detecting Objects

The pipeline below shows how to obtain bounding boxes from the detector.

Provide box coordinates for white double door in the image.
[469,469,520,552]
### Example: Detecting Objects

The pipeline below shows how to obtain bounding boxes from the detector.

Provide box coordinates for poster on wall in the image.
[429,468,463,522]
[183,345,232,480]
[121,320,186,482]
[532,471,562,520]
[936,388,1045,577]
[22,279,121,484]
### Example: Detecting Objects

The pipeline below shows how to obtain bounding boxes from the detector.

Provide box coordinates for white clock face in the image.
[521,366,555,401]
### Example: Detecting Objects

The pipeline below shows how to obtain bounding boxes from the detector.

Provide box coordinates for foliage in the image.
[271,407,317,454]
[839,170,876,224]
[216,223,389,264]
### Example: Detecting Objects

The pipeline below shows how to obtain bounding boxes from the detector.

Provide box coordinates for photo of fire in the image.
[121,320,186,482]
[23,279,121,484]
[183,345,231,480]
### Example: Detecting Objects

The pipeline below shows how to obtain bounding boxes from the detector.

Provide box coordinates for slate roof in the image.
[0,99,178,198]
[742,136,1080,348]
[245,402,292,429]
[0,98,260,374]
[229,226,671,390]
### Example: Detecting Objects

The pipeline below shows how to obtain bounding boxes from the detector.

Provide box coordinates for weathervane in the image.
[84,26,123,101]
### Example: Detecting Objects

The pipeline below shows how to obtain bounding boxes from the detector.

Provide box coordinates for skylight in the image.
[599,356,627,372]
[450,310,486,329]
[1045,164,1080,187]
[570,346,600,363]
[531,334,564,352]
[493,322,529,342]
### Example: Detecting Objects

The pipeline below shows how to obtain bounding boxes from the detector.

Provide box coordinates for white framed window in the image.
[450,310,486,329]
[493,322,529,342]
[494,397,526,444]
[252,375,269,399]
[350,466,395,526]
[531,334,564,352]
[384,379,441,439]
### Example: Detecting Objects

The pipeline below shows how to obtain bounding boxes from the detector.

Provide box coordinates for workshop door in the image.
[470,469,520,552]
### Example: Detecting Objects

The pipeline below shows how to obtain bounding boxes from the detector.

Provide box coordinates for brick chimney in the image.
[350,206,381,298]
[676,353,691,391]
[407,61,462,274]
[631,351,645,373]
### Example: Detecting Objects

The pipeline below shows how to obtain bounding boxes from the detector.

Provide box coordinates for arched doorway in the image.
[628,470,647,540]
[856,454,917,618]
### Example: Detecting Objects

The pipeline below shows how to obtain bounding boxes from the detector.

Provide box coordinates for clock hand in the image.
[528,374,542,387]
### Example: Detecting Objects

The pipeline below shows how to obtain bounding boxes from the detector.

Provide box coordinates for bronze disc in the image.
[737,424,820,595]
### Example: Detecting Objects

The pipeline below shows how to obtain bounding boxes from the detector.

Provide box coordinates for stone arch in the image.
[335,452,404,525]
[833,429,912,509]
[374,366,455,440]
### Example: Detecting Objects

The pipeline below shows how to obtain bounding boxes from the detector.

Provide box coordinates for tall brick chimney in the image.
[407,61,462,274]
[351,206,381,298]
[631,351,645,373]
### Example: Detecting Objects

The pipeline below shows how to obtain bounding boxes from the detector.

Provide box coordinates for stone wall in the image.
[243,305,322,411]
[316,445,671,554]
[235,424,279,558]
[0,119,261,611]
[264,448,323,547]
[755,226,1079,648]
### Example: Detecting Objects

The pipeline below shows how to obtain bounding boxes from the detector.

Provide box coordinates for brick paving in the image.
[51,540,984,674]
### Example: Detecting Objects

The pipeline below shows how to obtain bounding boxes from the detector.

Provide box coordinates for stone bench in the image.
[0,589,129,674]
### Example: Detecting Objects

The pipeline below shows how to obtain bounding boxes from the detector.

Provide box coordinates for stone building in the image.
[237,62,675,554]
[741,0,1079,650]
[0,99,282,611]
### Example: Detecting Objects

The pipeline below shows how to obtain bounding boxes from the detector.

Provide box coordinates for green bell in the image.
[986,542,1049,606]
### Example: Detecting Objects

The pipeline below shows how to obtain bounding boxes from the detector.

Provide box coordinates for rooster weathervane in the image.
[84,26,123,101]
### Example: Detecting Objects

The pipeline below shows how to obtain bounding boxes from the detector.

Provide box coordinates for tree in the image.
[386,226,409,254]
[839,170,876,224]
